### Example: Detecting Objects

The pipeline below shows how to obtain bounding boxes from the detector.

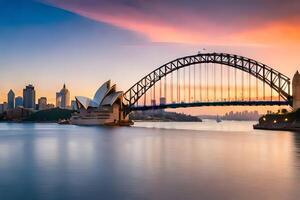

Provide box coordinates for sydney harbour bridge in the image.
[123,52,293,114]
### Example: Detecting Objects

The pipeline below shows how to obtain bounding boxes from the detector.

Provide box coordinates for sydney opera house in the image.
[70,81,130,126]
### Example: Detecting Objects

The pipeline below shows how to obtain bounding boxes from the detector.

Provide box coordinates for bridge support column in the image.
[292,71,300,110]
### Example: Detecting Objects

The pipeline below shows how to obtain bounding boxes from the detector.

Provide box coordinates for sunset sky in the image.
[0,0,299,114]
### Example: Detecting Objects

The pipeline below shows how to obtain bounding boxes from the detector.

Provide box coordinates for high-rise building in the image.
[56,92,61,107]
[56,84,70,109]
[0,102,8,114]
[15,96,23,108]
[38,97,47,110]
[71,100,78,110]
[23,84,36,109]
[7,89,15,110]
[0,104,3,114]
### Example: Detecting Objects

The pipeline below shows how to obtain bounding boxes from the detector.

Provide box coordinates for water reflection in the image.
[0,122,299,200]
[292,133,300,176]
[34,137,59,168]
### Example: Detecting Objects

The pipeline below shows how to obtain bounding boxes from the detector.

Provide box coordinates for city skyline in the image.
[0,83,71,108]
[0,80,289,115]
[0,0,298,114]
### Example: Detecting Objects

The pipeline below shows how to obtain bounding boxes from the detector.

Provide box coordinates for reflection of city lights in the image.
[285,118,288,122]
[273,120,277,123]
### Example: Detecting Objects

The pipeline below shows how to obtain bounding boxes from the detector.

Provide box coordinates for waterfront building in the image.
[70,80,128,125]
[38,97,47,110]
[7,89,15,110]
[223,110,260,121]
[56,84,70,109]
[23,84,36,109]
[6,107,33,121]
[15,96,23,108]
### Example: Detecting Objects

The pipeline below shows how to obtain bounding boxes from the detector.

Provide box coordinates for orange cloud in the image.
[233,21,300,45]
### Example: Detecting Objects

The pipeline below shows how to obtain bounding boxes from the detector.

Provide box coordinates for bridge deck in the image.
[129,101,290,111]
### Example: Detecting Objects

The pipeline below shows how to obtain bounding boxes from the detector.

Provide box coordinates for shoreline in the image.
[253,109,300,132]
[253,124,300,132]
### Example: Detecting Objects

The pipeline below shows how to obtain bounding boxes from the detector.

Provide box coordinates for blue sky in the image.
[0,0,146,102]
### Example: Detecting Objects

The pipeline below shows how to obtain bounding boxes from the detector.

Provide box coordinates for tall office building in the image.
[0,104,3,114]
[38,97,47,110]
[23,84,36,109]
[56,84,70,109]
[0,102,8,114]
[71,100,78,110]
[3,102,8,112]
[7,89,15,110]
[15,96,23,108]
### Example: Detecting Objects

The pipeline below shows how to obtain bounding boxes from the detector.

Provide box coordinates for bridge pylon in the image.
[292,71,300,110]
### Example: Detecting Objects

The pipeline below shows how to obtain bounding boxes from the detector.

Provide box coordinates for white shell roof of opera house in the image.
[75,80,123,109]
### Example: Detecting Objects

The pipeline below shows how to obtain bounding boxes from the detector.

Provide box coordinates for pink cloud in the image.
[42,0,300,45]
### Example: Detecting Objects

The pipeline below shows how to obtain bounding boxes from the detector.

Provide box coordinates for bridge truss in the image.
[124,53,292,112]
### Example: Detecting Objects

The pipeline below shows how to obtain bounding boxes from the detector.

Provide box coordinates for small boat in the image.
[58,119,70,125]
[104,120,134,126]
[216,115,222,123]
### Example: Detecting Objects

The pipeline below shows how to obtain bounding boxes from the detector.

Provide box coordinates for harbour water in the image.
[0,121,300,200]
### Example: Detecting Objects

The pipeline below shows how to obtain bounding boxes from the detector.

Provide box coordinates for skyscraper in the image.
[71,100,78,110]
[0,104,3,114]
[38,97,47,110]
[56,84,70,109]
[15,96,23,108]
[0,102,8,114]
[2,102,8,112]
[7,89,15,110]
[23,84,36,109]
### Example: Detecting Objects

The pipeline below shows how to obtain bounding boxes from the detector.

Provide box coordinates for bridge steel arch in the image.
[124,53,292,109]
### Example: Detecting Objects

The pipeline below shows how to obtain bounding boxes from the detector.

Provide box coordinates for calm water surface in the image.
[0,121,300,200]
